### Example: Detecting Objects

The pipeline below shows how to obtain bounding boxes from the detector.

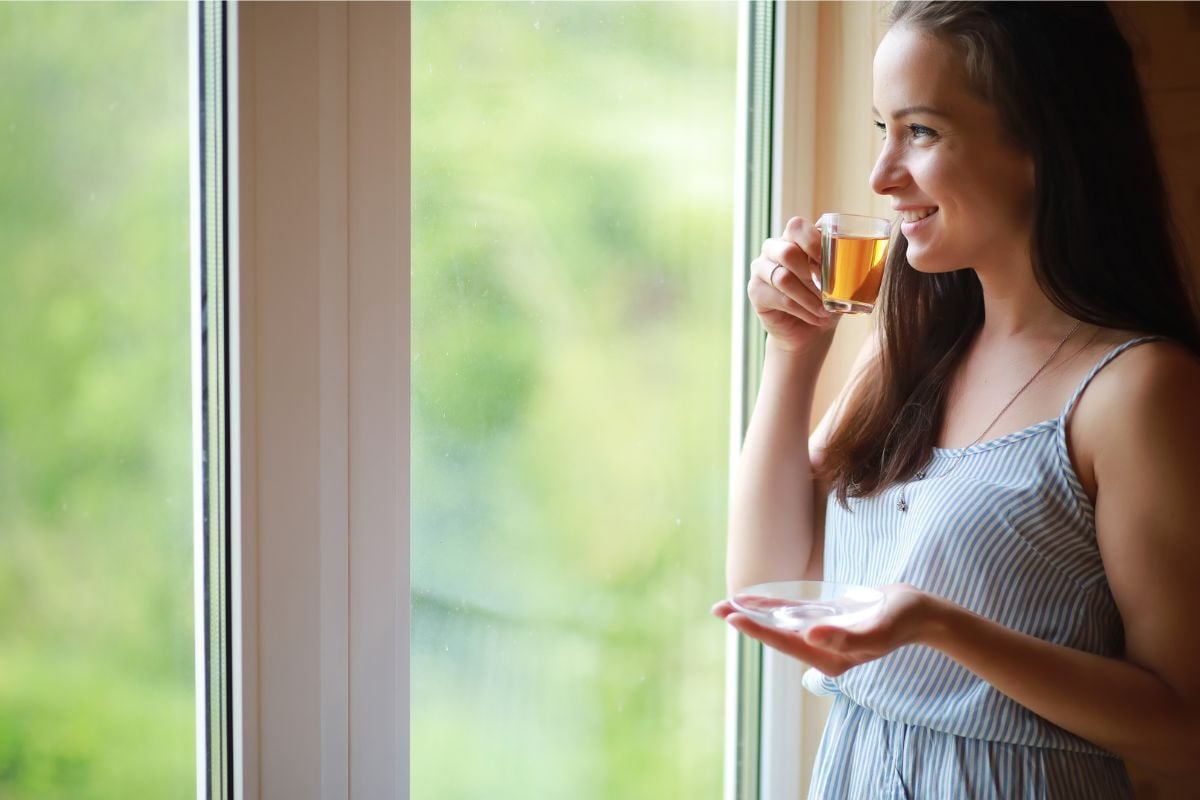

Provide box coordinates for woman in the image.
[715,3,1200,797]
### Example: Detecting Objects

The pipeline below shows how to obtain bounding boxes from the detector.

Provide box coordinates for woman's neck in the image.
[972,262,1077,343]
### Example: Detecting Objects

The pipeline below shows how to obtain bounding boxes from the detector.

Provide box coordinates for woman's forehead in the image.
[872,27,974,120]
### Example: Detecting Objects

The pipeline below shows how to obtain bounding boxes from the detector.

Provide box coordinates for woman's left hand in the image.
[712,583,940,676]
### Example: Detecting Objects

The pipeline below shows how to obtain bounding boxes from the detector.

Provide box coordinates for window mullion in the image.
[194,1,236,798]
[727,2,776,799]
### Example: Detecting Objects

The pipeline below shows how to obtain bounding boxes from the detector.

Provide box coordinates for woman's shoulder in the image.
[1073,330,1200,432]
[1087,331,1199,385]
[1068,331,1200,498]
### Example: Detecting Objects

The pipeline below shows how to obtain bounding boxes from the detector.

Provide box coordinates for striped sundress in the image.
[801,337,1160,799]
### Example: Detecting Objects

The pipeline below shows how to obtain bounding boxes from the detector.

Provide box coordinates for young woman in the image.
[715,3,1200,797]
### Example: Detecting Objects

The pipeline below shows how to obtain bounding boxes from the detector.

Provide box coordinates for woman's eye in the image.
[874,121,938,141]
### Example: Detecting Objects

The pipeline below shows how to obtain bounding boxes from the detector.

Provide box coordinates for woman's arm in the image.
[726,325,879,594]
[1077,342,1200,774]
[726,336,831,593]
[725,215,838,595]
[921,594,1200,775]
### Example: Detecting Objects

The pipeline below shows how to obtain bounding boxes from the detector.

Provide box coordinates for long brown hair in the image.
[819,1,1200,507]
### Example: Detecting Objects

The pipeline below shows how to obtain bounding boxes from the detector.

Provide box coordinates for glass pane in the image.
[412,3,736,797]
[0,4,194,798]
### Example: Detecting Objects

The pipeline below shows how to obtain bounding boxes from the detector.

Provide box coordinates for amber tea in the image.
[821,234,889,314]
[817,213,891,315]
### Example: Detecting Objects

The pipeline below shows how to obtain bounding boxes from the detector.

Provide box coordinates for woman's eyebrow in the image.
[872,105,951,120]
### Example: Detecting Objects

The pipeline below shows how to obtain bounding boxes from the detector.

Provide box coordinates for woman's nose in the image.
[869,144,906,196]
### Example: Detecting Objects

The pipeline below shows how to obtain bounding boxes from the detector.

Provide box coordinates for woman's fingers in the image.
[749,254,829,326]
[719,611,853,676]
[711,599,737,618]
[744,216,840,346]
[782,215,822,251]
[782,216,825,294]
[760,236,824,302]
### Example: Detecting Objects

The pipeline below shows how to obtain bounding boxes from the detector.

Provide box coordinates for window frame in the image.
[727,3,824,798]
[194,2,235,797]
[230,2,409,796]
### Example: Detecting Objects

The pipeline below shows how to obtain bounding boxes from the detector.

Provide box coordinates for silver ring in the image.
[769,263,786,289]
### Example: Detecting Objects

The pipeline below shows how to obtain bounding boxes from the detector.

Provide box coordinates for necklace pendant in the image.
[897,498,908,512]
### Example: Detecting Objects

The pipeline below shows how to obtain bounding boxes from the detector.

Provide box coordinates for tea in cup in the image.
[816,213,891,315]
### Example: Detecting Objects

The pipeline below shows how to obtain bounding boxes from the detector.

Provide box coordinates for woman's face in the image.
[870,27,1035,275]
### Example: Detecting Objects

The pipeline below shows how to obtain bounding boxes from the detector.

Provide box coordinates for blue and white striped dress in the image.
[801,337,1159,799]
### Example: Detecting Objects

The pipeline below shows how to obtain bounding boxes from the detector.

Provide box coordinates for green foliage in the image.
[0,3,194,796]
[412,2,736,797]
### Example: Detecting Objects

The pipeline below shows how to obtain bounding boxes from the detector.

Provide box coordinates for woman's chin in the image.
[905,253,937,273]
[903,249,958,275]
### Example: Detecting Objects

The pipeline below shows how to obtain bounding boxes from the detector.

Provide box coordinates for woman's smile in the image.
[896,206,939,237]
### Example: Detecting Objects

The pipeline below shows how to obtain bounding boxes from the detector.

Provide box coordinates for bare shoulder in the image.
[1067,336,1199,497]
[1075,337,1200,469]
[1078,337,1200,417]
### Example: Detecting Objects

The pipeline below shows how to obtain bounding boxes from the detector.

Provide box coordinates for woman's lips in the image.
[899,207,938,236]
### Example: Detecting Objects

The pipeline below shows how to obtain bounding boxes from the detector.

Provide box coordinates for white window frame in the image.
[232,3,409,796]
[763,5,827,797]
[726,4,826,799]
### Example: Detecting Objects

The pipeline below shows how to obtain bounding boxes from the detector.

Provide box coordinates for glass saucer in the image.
[730,580,884,632]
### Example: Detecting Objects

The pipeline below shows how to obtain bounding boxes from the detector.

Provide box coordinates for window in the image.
[411,3,737,796]
[0,2,894,797]
[0,3,194,797]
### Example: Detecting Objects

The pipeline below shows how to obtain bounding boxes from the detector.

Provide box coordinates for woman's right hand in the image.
[748,216,838,353]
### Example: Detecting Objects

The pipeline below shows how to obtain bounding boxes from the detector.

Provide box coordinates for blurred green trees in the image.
[412,3,736,797]
[0,3,193,797]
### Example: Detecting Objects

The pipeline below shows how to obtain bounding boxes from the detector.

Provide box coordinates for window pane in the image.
[412,3,735,796]
[0,4,193,798]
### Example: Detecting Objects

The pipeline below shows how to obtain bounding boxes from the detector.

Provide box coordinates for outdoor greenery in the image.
[0,3,193,798]
[412,3,737,797]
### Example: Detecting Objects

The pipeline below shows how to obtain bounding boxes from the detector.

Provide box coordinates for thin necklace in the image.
[896,320,1083,513]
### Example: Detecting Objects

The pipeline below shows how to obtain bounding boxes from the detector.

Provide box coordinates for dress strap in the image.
[1060,335,1167,420]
